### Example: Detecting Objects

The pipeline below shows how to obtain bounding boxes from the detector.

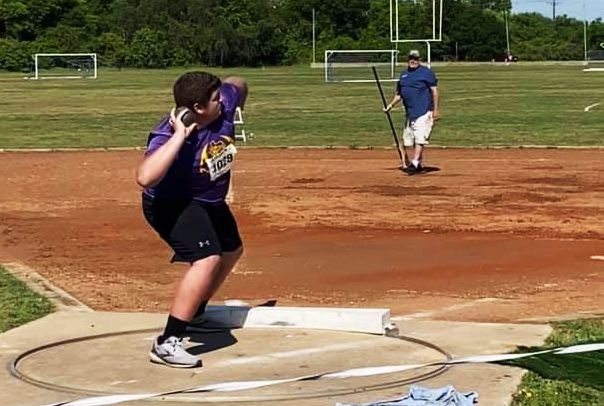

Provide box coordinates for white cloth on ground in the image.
[335,385,477,406]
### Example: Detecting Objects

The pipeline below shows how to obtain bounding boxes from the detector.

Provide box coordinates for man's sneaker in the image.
[407,163,426,176]
[150,336,201,368]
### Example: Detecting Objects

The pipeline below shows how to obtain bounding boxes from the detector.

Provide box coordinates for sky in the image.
[510,0,603,22]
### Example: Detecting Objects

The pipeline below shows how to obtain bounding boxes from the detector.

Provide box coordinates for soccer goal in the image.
[29,53,98,80]
[325,50,399,83]
[584,50,604,72]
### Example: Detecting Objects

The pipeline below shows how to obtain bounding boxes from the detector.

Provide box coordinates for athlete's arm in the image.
[136,109,196,189]
[224,77,248,110]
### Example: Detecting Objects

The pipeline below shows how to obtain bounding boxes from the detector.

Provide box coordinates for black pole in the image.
[372,66,408,169]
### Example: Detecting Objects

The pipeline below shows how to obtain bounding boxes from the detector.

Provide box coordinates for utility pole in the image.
[504,10,510,56]
[584,19,588,63]
[312,8,316,65]
[547,0,559,22]
[583,1,588,63]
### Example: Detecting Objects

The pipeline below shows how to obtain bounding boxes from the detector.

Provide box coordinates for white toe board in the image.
[204,306,391,335]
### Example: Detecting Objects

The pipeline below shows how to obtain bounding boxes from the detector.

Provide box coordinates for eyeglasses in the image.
[408,56,420,61]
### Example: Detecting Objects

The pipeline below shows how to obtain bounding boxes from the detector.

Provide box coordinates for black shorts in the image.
[142,194,242,263]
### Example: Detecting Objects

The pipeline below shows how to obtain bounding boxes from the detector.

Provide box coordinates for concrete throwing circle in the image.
[9,327,451,403]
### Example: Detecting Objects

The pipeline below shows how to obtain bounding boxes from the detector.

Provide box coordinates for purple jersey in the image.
[143,82,240,204]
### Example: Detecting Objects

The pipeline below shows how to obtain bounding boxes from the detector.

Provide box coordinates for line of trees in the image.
[0,0,603,71]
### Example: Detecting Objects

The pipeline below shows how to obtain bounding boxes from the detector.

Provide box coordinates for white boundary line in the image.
[203,339,379,370]
[584,102,601,112]
[392,298,500,321]
[447,95,497,102]
[39,342,604,406]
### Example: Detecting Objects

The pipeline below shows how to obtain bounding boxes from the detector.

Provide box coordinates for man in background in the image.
[384,50,439,174]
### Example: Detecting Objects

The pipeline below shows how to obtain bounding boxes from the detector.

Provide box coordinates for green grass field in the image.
[1,64,603,405]
[0,266,54,334]
[508,318,604,406]
[1,64,603,148]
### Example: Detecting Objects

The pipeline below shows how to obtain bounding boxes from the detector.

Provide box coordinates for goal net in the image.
[325,50,399,83]
[30,53,98,80]
[584,50,604,72]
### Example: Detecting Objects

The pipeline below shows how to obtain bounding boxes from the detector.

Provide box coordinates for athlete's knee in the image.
[190,255,221,272]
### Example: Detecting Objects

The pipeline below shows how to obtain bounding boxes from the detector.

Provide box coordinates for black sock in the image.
[158,315,188,344]
[193,300,208,319]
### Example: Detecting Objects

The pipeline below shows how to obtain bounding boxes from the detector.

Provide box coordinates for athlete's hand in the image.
[383,104,393,114]
[170,107,197,138]
[432,110,440,121]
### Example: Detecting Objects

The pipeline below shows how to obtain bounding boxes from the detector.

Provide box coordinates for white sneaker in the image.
[150,336,201,368]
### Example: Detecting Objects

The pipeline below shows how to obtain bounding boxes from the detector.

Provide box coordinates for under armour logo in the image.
[199,240,210,248]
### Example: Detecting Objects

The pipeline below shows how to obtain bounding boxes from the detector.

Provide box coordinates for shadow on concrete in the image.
[186,328,238,355]
[184,300,278,356]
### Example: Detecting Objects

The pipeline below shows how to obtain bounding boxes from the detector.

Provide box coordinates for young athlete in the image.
[137,71,247,368]
[384,50,439,175]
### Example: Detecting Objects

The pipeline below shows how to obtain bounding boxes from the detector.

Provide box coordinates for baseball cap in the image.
[408,50,420,59]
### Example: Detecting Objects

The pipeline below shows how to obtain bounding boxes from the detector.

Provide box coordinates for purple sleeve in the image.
[221,82,241,122]
[145,133,170,157]
[144,115,173,157]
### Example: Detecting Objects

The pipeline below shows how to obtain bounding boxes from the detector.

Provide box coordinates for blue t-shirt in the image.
[143,82,240,204]
[396,65,438,120]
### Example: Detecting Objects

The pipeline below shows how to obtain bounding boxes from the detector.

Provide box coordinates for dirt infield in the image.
[1,148,602,323]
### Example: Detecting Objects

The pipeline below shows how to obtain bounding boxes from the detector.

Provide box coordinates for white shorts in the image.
[403,111,433,147]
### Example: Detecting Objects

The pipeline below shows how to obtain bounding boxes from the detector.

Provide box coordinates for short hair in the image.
[173,71,222,109]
